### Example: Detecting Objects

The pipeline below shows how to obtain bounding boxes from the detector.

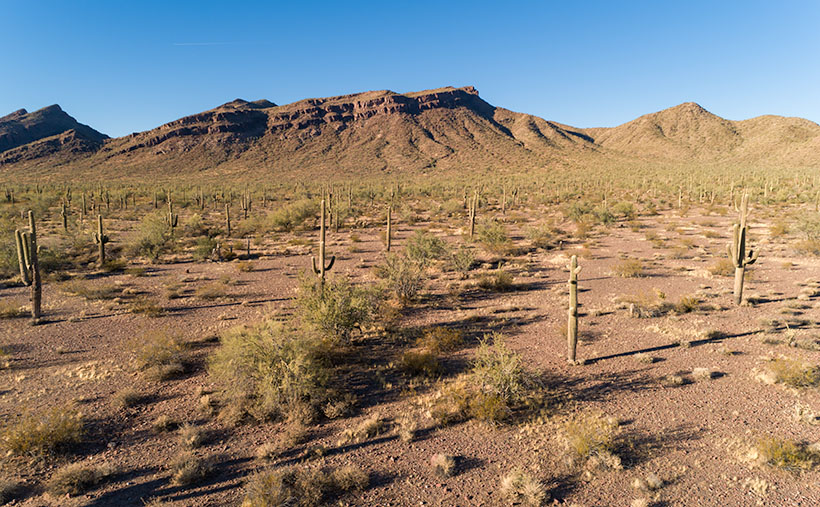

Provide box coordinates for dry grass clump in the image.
[562,411,621,470]
[321,393,356,420]
[430,453,456,477]
[241,464,368,507]
[765,358,820,388]
[0,300,25,319]
[112,387,142,409]
[400,349,442,377]
[429,334,539,425]
[374,253,425,303]
[499,468,547,506]
[152,414,179,433]
[612,258,645,278]
[131,330,185,381]
[477,220,512,255]
[417,327,464,354]
[633,353,654,364]
[178,423,205,449]
[708,258,735,277]
[476,268,515,292]
[750,437,820,471]
[343,413,387,443]
[129,296,164,317]
[660,374,685,386]
[255,419,310,461]
[692,367,716,381]
[618,291,701,318]
[1,405,84,456]
[46,462,115,496]
[60,280,122,300]
[169,451,212,486]
[237,260,255,272]
[208,321,330,423]
[195,282,227,300]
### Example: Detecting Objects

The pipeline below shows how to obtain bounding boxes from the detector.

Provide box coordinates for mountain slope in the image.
[0,105,108,163]
[1,89,819,182]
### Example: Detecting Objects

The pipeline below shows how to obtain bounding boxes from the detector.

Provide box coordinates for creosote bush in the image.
[406,230,449,267]
[450,244,475,278]
[208,321,330,423]
[296,275,375,342]
[130,210,175,260]
[1,405,84,455]
[477,220,512,254]
[375,253,425,303]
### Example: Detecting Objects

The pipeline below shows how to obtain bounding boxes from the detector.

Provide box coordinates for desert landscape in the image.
[1,81,820,507]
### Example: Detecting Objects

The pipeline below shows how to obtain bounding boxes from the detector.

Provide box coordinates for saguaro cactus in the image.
[225,203,231,237]
[386,205,392,252]
[15,211,41,322]
[60,202,68,232]
[567,255,582,364]
[93,215,110,267]
[167,198,178,230]
[311,199,335,288]
[727,193,758,305]
[468,190,478,239]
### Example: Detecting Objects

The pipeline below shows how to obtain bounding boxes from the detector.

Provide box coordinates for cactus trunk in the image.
[567,255,581,364]
[27,211,42,322]
[311,199,335,289]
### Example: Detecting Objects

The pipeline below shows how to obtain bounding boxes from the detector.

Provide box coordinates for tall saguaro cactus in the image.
[93,215,110,267]
[468,190,478,239]
[567,255,582,364]
[15,211,42,322]
[311,199,335,288]
[60,202,68,232]
[727,193,758,305]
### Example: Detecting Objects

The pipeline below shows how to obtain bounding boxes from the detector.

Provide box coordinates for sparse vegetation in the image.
[47,462,115,496]
[241,464,368,507]
[1,405,84,456]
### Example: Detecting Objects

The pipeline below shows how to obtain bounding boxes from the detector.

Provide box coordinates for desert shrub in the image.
[450,244,475,277]
[178,423,205,449]
[195,282,227,300]
[612,258,645,278]
[1,405,84,455]
[112,387,142,409]
[268,199,318,232]
[131,330,185,381]
[526,225,560,250]
[417,327,464,354]
[0,238,17,280]
[753,437,819,471]
[130,210,174,260]
[47,462,114,496]
[767,358,820,388]
[431,453,456,478]
[129,296,165,317]
[562,411,620,467]
[400,349,442,377]
[708,258,735,276]
[182,213,209,238]
[796,213,820,241]
[0,299,25,319]
[375,253,425,303]
[193,236,218,261]
[241,464,368,507]
[567,201,594,222]
[593,206,615,226]
[169,451,212,486]
[770,221,789,238]
[472,334,526,403]
[342,413,387,443]
[477,221,511,254]
[406,230,448,267]
[612,201,636,220]
[795,239,820,256]
[296,275,374,342]
[208,321,330,423]
[477,268,515,291]
[500,468,547,506]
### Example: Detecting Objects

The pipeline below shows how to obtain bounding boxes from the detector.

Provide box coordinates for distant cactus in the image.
[167,198,178,229]
[567,255,582,364]
[311,198,335,288]
[727,193,758,305]
[386,205,392,252]
[468,190,478,239]
[60,202,68,232]
[225,203,231,237]
[93,215,110,267]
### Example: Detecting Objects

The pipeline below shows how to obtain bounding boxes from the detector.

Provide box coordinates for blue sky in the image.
[2,1,818,137]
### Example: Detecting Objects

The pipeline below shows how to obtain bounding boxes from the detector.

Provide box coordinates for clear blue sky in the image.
[2,1,818,137]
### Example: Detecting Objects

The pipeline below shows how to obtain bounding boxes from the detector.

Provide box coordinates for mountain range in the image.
[1,86,818,181]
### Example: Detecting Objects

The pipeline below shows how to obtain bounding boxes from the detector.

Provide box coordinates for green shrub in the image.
[296,275,374,342]
[375,253,425,303]
[471,334,526,404]
[268,199,318,232]
[131,330,185,381]
[208,321,330,423]
[477,221,511,254]
[450,244,475,277]
[193,236,218,261]
[242,465,368,507]
[406,230,448,267]
[129,210,173,260]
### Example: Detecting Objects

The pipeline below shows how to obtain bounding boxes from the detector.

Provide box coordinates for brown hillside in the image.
[1,89,819,182]
[0,105,108,159]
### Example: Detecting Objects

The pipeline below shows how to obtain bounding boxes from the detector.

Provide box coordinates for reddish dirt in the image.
[1,202,819,506]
